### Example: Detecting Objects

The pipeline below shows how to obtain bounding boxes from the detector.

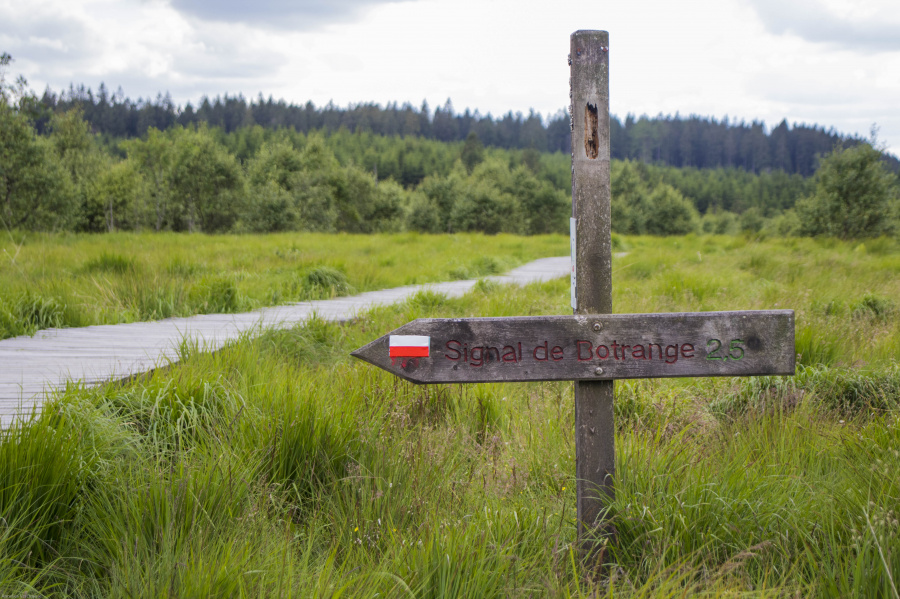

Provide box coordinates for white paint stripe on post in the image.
[570,217,577,311]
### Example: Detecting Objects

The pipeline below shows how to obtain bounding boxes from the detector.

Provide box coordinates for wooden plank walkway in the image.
[0,257,569,426]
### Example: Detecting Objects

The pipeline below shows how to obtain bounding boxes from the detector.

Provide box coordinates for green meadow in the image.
[0,231,566,340]
[1,233,900,596]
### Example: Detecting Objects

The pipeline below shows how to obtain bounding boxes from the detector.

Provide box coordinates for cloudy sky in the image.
[2,0,899,156]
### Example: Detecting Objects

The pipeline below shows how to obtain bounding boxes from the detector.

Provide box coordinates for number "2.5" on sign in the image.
[707,338,744,361]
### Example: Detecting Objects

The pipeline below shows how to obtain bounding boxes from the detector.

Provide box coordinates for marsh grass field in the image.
[0,231,566,340]
[1,232,900,596]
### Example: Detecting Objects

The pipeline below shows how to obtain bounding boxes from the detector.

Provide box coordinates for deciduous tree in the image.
[796,142,898,239]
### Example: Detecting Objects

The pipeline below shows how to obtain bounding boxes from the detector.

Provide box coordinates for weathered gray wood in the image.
[571,29,615,543]
[571,32,612,315]
[350,310,795,384]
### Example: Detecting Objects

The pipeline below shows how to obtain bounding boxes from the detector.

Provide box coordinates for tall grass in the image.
[0,231,567,339]
[0,234,897,595]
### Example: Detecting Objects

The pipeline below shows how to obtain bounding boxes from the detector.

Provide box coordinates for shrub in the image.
[242,139,338,232]
[512,165,569,234]
[701,210,739,235]
[412,174,465,233]
[170,126,245,233]
[449,181,522,234]
[644,184,698,235]
[771,209,802,236]
[0,103,76,231]
[367,179,407,233]
[406,192,442,233]
[91,158,144,232]
[240,180,300,232]
[796,142,898,239]
[611,161,698,235]
[739,207,765,233]
[302,266,352,299]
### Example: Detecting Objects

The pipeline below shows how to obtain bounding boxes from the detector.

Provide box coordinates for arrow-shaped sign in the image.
[351,310,795,384]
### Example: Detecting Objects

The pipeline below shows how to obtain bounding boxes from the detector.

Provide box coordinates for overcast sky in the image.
[2,0,898,156]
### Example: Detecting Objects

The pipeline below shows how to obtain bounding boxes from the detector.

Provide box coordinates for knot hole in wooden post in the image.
[584,102,599,159]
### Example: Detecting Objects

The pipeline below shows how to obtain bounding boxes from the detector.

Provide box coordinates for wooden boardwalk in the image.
[0,257,569,426]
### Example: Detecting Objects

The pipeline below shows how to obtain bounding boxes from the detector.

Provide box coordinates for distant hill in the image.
[34,84,899,176]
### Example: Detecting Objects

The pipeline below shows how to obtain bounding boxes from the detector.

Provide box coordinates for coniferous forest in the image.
[2,54,898,238]
[35,83,899,177]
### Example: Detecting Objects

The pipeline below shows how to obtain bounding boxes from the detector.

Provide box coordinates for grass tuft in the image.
[0,292,83,337]
[83,251,138,274]
[795,325,841,367]
[852,293,895,321]
[300,265,353,299]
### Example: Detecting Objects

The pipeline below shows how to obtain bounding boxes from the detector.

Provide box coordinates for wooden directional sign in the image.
[350,30,797,552]
[351,310,795,384]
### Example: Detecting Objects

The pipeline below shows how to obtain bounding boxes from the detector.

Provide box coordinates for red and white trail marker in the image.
[388,335,430,358]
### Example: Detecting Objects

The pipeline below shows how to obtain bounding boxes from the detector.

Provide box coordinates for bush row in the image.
[0,105,740,237]
[3,101,897,237]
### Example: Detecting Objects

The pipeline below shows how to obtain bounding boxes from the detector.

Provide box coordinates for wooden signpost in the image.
[351,30,795,550]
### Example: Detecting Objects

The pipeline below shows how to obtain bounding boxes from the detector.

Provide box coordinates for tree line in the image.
[29,80,898,176]
[3,54,897,239]
[1,104,572,235]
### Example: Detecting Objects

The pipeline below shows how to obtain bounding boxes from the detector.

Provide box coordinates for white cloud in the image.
[747,0,900,53]
[0,0,292,100]
[167,0,416,30]
[0,0,898,155]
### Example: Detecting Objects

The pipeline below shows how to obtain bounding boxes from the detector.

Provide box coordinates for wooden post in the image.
[352,25,796,563]
[570,30,614,546]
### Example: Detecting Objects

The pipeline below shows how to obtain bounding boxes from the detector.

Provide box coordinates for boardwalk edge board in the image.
[351,310,795,384]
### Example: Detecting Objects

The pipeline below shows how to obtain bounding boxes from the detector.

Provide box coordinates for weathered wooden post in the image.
[569,30,614,543]
[351,29,795,560]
